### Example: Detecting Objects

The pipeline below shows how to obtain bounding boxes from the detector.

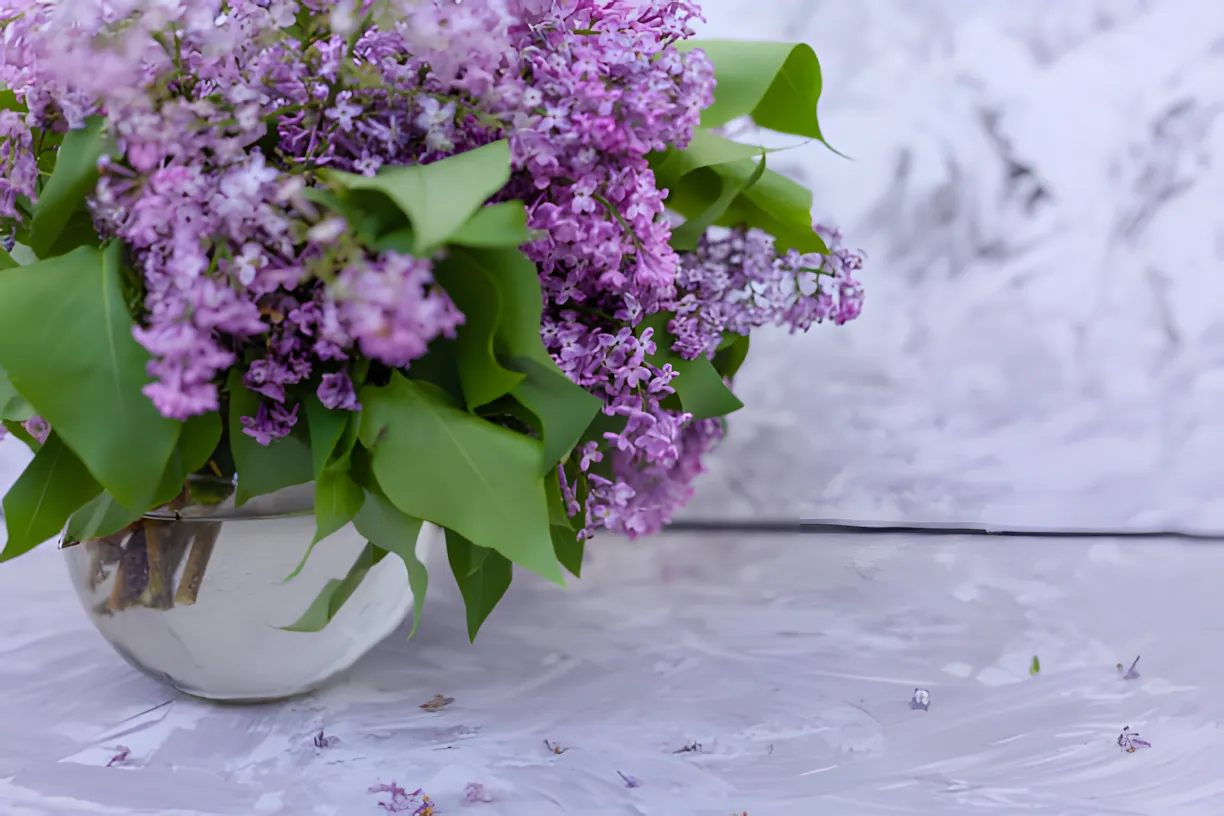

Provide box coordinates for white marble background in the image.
[686,0,1224,531]
[2,2,1224,815]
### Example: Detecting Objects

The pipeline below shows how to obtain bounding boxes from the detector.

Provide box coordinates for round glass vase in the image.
[60,479,439,702]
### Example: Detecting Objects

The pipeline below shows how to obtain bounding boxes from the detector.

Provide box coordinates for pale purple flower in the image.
[0,0,864,543]
[463,781,493,803]
[22,416,50,446]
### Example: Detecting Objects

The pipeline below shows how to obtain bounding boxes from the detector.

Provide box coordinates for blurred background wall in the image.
[684,0,1224,530]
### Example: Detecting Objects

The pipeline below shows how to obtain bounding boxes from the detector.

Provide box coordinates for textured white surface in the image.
[2,1,1223,813]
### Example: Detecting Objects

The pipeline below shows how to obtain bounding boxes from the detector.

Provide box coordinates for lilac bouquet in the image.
[0,0,862,636]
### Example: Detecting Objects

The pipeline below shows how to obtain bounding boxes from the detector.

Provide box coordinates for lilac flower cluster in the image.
[0,0,864,539]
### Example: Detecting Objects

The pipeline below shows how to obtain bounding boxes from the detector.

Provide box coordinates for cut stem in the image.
[174,522,222,606]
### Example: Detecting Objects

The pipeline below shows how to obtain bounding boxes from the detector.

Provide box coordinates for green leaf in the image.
[403,336,466,405]
[640,313,744,420]
[653,130,775,181]
[448,201,537,248]
[0,89,27,113]
[0,243,182,508]
[281,542,386,632]
[677,40,838,150]
[301,390,350,476]
[2,433,102,561]
[326,139,513,255]
[27,116,109,258]
[712,334,751,379]
[545,469,583,578]
[311,469,365,546]
[0,365,33,421]
[432,247,601,470]
[430,247,525,409]
[2,420,39,452]
[352,486,429,639]
[669,148,767,251]
[65,410,222,541]
[550,525,584,578]
[226,370,314,506]
[509,356,601,473]
[0,246,17,271]
[445,528,513,641]
[358,374,563,584]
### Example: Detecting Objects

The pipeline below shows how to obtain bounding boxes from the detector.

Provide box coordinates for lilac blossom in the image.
[0,0,864,541]
[462,782,492,803]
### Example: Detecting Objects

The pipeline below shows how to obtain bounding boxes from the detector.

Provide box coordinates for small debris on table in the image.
[368,782,436,814]
[106,746,131,767]
[617,771,642,788]
[910,688,930,711]
[1117,655,1141,680]
[544,739,569,755]
[1030,656,1041,676]
[672,741,702,754]
[419,694,455,712]
[313,728,340,749]
[463,782,492,803]
[1117,726,1151,753]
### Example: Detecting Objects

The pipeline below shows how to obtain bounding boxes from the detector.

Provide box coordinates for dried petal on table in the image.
[673,741,702,753]
[910,688,930,711]
[463,782,493,803]
[1117,726,1151,752]
[106,746,131,767]
[1030,656,1041,676]
[1118,655,1141,680]
[544,739,569,755]
[419,694,454,712]
[367,782,435,814]
[617,771,642,788]
[313,728,339,749]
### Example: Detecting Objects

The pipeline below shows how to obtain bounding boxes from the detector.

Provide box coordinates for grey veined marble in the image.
[686,0,1224,532]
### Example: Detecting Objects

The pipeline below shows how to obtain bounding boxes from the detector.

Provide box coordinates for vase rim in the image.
[142,479,316,523]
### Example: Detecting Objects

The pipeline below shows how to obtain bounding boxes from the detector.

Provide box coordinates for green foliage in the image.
[677,40,838,150]
[326,139,514,255]
[448,201,537,248]
[65,410,222,541]
[352,487,429,638]
[0,366,33,422]
[446,527,513,641]
[358,374,563,584]
[432,246,602,471]
[0,243,182,509]
[2,433,101,561]
[430,248,526,409]
[669,144,767,251]
[638,312,744,420]
[226,370,314,506]
[713,334,751,380]
[281,542,389,632]
[546,468,583,578]
[26,116,109,258]
[651,130,828,255]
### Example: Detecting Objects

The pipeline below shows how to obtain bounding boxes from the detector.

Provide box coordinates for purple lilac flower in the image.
[462,781,492,803]
[367,782,435,814]
[22,416,50,445]
[0,0,864,540]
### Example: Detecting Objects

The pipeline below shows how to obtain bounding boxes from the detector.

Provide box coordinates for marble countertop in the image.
[2,1,1223,813]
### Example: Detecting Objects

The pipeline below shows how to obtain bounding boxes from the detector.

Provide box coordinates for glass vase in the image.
[61,479,439,702]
